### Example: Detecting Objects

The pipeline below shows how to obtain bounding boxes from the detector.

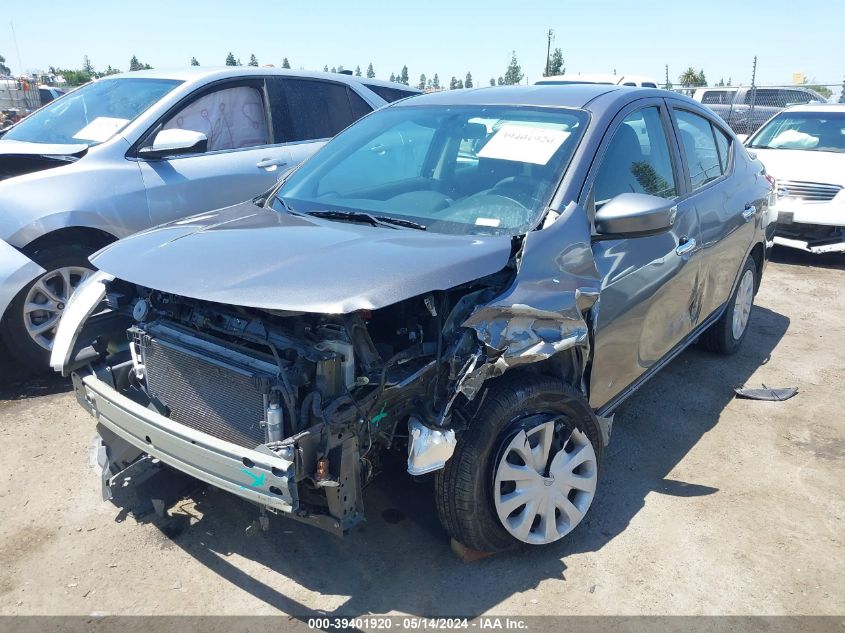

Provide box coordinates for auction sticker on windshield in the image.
[477,124,570,165]
[73,117,130,143]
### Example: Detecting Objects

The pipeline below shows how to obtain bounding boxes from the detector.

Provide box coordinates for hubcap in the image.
[493,419,597,545]
[22,266,93,351]
[732,269,755,340]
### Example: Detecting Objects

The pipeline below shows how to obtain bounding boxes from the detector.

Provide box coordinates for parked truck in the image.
[692,85,827,135]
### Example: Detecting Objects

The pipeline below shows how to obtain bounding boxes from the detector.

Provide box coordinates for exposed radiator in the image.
[133,325,277,449]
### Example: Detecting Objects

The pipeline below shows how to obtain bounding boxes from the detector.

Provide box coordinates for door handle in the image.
[675,237,697,257]
[256,158,288,169]
[742,205,757,221]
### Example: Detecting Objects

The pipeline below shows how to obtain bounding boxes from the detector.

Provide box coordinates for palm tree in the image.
[679,67,699,87]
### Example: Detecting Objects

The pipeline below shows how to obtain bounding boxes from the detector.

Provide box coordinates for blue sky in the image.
[5,0,843,86]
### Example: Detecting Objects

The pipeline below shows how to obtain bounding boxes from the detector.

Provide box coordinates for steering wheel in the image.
[490,176,536,207]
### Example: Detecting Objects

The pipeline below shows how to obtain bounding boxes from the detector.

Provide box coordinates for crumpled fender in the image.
[458,202,601,399]
[0,239,45,320]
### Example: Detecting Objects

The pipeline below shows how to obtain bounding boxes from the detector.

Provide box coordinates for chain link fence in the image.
[668,82,844,136]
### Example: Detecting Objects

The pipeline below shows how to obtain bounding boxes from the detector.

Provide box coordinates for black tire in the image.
[435,373,602,553]
[698,256,757,355]
[1,242,97,372]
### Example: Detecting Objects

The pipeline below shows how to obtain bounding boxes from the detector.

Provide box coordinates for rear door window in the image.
[713,125,732,172]
[267,78,363,143]
[348,88,373,120]
[675,110,724,188]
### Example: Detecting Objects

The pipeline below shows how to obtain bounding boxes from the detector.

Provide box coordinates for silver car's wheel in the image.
[732,268,754,340]
[22,266,92,351]
[493,420,597,545]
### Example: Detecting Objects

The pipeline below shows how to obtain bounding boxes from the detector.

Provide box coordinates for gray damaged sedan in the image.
[53,85,775,552]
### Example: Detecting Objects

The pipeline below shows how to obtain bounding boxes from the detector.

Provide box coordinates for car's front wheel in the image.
[435,374,602,553]
[1,243,96,372]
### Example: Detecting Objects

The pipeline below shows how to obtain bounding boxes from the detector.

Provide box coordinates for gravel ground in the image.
[0,248,843,617]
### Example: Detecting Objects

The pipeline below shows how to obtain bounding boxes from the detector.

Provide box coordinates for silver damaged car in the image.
[54,85,775,552]
[0,68,414,369]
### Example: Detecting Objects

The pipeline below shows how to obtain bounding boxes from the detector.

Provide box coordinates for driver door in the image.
[138,79,291,226]
[587,101,703,412]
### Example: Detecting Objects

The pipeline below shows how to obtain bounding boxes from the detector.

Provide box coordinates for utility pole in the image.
[10,22,24,76]
[545,29,554,77]
[747,55,758,135]
[665,64,670,89]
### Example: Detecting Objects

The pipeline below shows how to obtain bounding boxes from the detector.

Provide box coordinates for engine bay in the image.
[73,269,512,533]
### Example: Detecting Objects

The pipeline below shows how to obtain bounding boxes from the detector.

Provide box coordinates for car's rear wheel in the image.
[699,256,757,355]
[435,374,602,553]
[1,244,95,372]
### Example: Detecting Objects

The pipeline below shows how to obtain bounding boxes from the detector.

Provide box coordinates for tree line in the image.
[23,50,831,95]
[42,50,536,91]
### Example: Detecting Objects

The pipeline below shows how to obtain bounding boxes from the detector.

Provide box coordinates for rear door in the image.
[266,77,374,167]
[586,100,703,412]
[138,78,291,226]
[667,102,756,321]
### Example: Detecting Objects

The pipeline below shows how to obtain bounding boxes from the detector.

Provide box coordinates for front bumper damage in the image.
[56,201,612,537]
[0,238,45,321]
[77,372,297,512]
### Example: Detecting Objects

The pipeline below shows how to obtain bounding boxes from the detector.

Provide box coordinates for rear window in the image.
[744,89,786,107]
[701,90,733,105]
[362,83,419,103]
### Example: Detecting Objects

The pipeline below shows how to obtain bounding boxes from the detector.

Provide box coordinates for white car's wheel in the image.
[1,243,97,371]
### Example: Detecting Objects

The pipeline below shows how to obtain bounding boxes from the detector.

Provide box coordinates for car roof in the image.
[98,66,415,91]
[391,84,681,111]
[537,73,617,85]
[358,77,420,92]
[536,73,658,86]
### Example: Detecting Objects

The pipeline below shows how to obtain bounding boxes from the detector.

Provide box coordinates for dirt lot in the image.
[0,248,843,617]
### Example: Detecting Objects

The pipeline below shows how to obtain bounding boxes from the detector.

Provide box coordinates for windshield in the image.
[3,77,182,146]
[748,111,845,153]
[272,104,588,236]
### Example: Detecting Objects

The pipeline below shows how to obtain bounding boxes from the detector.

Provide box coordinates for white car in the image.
[535,73,659,88]
[0,68,417,370]
[745,104,845,253]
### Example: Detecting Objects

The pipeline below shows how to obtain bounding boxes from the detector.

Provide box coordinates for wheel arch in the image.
[519,348,585,393]
[749,241,765,294]
[21,226,118,262]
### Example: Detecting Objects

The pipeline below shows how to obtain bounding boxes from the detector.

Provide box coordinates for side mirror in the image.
[736,133,749,144]
[138,129,208,159]
[595,193,676,237]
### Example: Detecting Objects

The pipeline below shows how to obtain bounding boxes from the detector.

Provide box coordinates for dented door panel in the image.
[588,200,702,410]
